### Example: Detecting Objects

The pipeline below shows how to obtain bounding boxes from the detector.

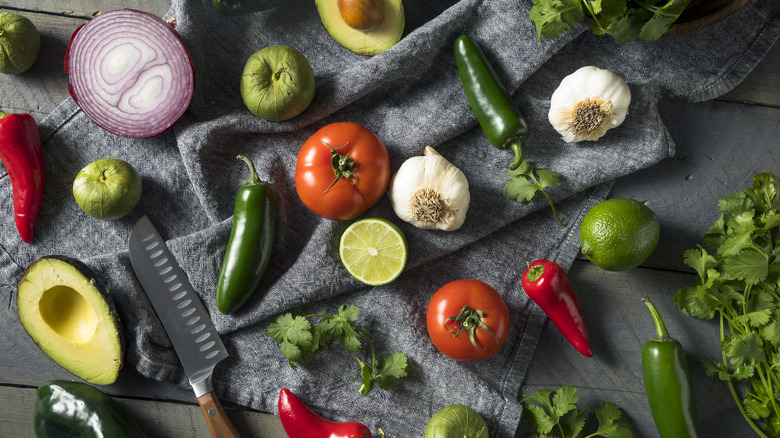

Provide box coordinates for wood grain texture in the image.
[523,260,751,437]
[0,1,779,437]
[0,2,170,121]
[606,98,780,272]
[0,384,286,438]
[721,40,780,108]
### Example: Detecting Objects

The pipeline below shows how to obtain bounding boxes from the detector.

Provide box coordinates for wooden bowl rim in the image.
[665,0,752,35]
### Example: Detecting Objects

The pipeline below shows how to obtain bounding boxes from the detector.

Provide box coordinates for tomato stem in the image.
[322,141,357,193]
[445,305,497,351]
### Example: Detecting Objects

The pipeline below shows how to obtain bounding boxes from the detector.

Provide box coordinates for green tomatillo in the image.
[0,12,41,74]
[425,404,489,438]
[240,45,315,122]
[73,158,142,220]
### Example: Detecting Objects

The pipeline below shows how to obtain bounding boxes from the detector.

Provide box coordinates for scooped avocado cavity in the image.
[17,256,125,385]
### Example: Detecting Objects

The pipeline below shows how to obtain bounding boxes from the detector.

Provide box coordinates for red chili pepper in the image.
[278,388,373,438]
[521,259,592,357]
[0,111,44,243]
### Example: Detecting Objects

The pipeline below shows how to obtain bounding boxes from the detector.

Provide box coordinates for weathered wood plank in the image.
[0,3,170,121]
[1,0,169,19]
[525,260,752,437]
[0,384,286,438]
[721,37,780,108]
[597,98,780,272]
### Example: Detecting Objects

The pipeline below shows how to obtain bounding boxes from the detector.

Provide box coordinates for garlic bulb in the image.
[548,66,631,143]
[388,146,470,231]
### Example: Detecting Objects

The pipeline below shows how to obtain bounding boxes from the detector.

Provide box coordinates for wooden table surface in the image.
[1,1,779,437]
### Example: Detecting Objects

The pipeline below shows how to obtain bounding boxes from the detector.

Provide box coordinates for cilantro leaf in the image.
[603,9,648,44]
[744,397,772,420]
[506,161,564,227]
[639,0,689,41]
[266,306,407,395]
[722,249,768,285]
[745,172,780,213]
[521,386,632,437]
[551,385,578,419]
[682,247,717,281]
[725,333,766,366]
[529,0,586,40]
[523,404,559,435]
[594,401,633,438]
[719,191,754,216]
[373,352,409,390]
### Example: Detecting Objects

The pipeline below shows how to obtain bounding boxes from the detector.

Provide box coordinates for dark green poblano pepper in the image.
[642,297,701,438]
[33,380,147,438]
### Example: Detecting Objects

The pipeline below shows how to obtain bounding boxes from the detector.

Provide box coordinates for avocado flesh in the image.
[316,0,404,56]
[17,256,124,385]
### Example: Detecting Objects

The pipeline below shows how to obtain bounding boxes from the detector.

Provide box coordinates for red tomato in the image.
[426,279,510,361]
[295,121,390,221]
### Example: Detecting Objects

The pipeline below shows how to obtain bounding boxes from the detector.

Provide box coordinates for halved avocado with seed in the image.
[17,256,124,385]
[316,0,404,56]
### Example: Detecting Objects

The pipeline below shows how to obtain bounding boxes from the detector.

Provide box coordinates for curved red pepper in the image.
[0,111,44,243]
[278,388,373,438]
[521,259,592,357]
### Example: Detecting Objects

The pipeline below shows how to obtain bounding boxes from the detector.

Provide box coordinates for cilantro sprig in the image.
[506,160,565,227]
[521,386,633,437]
[267,305,408,395]
[674,173,780,437]
[529,0,692,44]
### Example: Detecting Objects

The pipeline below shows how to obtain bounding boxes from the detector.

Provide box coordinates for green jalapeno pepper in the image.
[216,155,276,314]
[642,297,701,438]
[454,34,528,170]
[212,0,289,16]
[34,380,147,438]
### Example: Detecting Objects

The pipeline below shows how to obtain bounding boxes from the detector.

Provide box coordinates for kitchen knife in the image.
[129,215,240,438]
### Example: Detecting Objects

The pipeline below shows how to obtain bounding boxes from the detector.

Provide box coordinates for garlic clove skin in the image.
[548,66,631,143]
[388,146,470,231]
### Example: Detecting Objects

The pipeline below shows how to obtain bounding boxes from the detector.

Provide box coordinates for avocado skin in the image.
[34,380,147,438]
[17,255,126,383]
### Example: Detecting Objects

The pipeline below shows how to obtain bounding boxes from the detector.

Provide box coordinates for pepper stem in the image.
[236,154,261,184]
[445,305,498,351]
[525,264,545,283]
[507,139,523,170]
[0,111,8,119]
[642,297,670,339]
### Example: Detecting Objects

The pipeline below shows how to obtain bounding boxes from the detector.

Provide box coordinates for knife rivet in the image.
[208,408,217,417]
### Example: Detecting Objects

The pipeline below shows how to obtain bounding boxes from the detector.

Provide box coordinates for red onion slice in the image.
[66,9,195,138]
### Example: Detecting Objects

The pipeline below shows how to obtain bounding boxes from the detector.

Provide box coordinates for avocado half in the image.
[17,256,125,385]
[316,0,404,56]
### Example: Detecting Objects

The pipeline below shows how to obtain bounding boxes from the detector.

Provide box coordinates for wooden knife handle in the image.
[197,391,242,438]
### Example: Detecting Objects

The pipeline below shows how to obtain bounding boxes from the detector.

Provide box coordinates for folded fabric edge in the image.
[681,4,780,102]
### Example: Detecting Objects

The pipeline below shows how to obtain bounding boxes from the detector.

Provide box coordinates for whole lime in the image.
[73,158,142,220]
[579,198,660,271]
[0,12,41,75]
[240,45,315,122]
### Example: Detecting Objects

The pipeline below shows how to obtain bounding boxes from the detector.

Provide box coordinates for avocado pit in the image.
[338,0,385,31]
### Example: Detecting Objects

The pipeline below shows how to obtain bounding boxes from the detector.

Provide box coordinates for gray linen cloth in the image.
[2,0,780,436]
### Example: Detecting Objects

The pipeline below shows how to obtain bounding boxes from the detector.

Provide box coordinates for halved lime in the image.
[339,218,407,286]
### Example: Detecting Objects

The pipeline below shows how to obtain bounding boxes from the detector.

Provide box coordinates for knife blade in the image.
[129,215,240,438]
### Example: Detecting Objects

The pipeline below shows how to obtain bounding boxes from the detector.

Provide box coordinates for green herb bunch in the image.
[267,304,408,395]
[521,386,633,437]
[529,0,692,44]
[674,172,780,437]
[506,160,565,227]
